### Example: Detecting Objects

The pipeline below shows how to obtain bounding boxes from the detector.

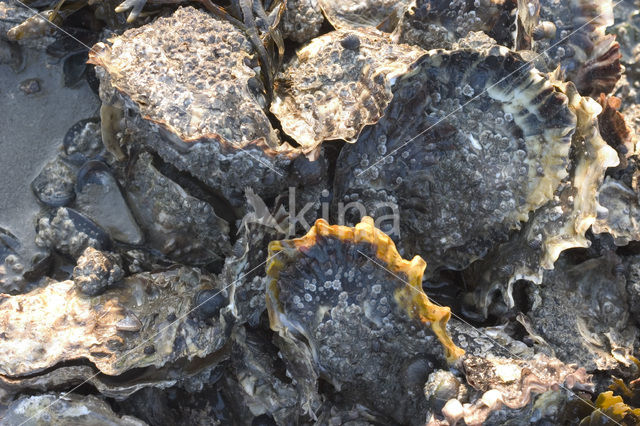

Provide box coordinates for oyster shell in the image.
[125,152,232,266]
[334,45,576,272]
[517,0,622,96]
[395,0,516,50]
[0,267,232,378]
[318,0,410,30]
[88,7,302,208]
[281,0,324,43]
[271,28,425,153]
[469,81,619,314]
[434,354,592,425]
[2,393,147,425]
[266,216,463,422]
[522,254,637,371]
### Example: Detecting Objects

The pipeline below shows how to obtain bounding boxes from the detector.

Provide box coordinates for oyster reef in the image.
[3,0,640,424]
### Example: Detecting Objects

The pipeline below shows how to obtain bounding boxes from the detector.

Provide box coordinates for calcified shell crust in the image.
[335,45,576,271]
[2,393,147,425]
[272,29,426,153]
[0,268,231,377]
[318,0,410,30]
[265,217,462,423]
[89,6,302,208]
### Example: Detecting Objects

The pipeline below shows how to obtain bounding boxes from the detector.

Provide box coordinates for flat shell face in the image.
[318,0,411,30]
[396,0,516,50]
[271,29,425,153]
[334,46,576,271]
[266,217,462,423]
[89,6,278,148]
[0,267,232,378]
[593,177,640,245]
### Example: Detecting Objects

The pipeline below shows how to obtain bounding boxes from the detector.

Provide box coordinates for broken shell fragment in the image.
[334,45,576,272]
[271,28,425,153]
[266,216,463,423]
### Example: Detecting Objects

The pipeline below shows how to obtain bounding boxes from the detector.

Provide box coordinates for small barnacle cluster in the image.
[3,0,640,423]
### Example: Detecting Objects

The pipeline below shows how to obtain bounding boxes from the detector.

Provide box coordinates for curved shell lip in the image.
[265,216,465,363]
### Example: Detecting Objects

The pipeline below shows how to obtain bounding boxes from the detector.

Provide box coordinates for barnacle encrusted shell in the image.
[334,45,576,271]
[266,217,463,423]
[518,0,622,96]
[271,29,425,153]
[0,267,232,378]
[395,0,516,50]
[125,152,232,265]
[281,0,324,43]
[318,0,411,30]
[88,7,300,208]
[469,82,619,314]
[523,255,637,371]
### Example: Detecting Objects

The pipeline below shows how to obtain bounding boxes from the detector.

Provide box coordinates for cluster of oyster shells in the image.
[2,0,640,424]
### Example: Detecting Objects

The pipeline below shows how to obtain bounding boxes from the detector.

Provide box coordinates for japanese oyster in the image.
[521,254,637,371]
[281,0,324,43]
[517,0,622,96]
[432,354,592,425]
[271,28,426,153]
[2,392,147,425]
[266,216,463,423]
[469,80,619,314]
[334,44,576,272]
[318,0,411,30]
[88,7,302,208]
[0,267,232,382]
[125,152,232,266]
[395,0,517,50]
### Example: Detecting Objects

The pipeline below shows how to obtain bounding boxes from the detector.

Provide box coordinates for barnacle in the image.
[395,0,516,50]
[334,45,576,272]
[266,216,463,422]
[518,0,622,97]
[0,267,232,393]
[88,7,305,208]
[271,28,425,154]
